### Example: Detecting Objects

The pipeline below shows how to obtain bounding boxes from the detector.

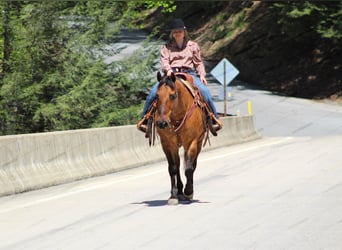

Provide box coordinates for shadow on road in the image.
[132,199,210,207]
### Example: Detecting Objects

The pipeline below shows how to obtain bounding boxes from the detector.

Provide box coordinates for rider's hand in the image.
[167,69,173,76]
[201,76,208,85]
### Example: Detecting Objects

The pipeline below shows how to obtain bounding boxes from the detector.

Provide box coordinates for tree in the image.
[0,0,175,135]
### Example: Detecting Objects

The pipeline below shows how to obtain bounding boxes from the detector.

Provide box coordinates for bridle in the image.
[156,77,204,147]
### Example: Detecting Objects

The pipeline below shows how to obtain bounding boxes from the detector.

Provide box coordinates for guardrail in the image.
[0,115,260,197]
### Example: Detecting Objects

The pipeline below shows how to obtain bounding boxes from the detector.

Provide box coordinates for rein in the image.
[171,78,211,147]
[171,77,202,133]
[173,98,197,133]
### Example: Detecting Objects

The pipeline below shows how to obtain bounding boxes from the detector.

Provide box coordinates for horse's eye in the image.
[170,94,177,100]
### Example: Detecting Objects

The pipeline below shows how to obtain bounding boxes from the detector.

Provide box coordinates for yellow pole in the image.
[247,100,252,115]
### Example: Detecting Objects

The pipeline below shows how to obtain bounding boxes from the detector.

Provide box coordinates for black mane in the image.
[158,75,175,90]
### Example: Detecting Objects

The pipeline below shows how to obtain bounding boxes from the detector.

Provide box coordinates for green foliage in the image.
[211,10,247,42]
[273,1,342,39]
[0,1,165,135]
[144,0,176,13]
[1,72,41,134]
[0,2,69,134]
[31,39,160,132]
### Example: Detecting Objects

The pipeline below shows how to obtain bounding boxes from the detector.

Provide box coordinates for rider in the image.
[139,19,221,132]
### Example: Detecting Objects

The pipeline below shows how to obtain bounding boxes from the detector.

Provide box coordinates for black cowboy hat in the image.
[169,19,186,30]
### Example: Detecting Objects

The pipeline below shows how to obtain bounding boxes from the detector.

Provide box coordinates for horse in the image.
[154,71,207,205]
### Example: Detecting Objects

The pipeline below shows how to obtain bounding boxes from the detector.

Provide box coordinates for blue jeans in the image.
[142,71,219,118]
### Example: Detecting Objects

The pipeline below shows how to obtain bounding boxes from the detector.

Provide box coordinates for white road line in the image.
[0,169,165,214]
[0,137,294,214]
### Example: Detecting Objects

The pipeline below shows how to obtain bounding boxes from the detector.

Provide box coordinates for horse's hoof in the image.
[184,193,193,201]
[168,198,179,205]
[178,194,186,201]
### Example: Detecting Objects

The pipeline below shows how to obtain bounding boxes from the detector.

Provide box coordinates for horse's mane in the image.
[158,75,176,90]
[157,73,197,101]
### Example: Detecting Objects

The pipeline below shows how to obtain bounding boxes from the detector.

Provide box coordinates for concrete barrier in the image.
[0,115,260,197]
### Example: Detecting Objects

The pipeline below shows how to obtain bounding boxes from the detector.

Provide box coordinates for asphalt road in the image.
[0,30,342,250]
[208,79,342,137]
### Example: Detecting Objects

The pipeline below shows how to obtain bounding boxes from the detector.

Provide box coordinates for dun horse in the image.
[153,71,208,205]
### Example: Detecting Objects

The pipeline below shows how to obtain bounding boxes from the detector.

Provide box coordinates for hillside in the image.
[145,1,341,102]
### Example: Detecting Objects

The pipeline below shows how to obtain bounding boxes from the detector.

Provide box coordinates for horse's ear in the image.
[157,71,162,82]
[170,72,176,82]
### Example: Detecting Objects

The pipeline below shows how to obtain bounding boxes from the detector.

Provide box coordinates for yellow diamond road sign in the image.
[210,58,239,86]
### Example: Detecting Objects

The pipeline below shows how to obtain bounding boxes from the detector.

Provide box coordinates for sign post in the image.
[223,60,227,115]
[210,58,239,116]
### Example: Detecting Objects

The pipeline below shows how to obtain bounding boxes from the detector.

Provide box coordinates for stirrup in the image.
[137,101,157,134]
[212,115,223,130]
[137,117,148,133]
[208,114,222,136]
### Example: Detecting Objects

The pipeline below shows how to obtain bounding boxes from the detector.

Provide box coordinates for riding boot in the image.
[202,101,222,136]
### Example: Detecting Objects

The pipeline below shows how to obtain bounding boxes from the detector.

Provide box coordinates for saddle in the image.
[137,72,222,146]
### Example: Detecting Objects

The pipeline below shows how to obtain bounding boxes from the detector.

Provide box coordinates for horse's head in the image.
[155,71,178,129]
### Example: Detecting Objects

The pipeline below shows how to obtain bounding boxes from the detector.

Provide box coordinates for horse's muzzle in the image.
[156,120,169,129]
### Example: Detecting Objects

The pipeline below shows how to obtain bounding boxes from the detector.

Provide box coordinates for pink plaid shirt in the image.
[160,39,206,78]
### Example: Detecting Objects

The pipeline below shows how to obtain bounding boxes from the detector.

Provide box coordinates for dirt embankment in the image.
[145,2,341,102]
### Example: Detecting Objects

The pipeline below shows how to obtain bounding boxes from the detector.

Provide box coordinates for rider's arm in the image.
[191,42,207,84]
[160,45,172,74]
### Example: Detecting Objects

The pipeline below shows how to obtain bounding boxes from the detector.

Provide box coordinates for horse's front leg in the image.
[163,146,183,205]
[168,160,180,205]
[184,141,202,201]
